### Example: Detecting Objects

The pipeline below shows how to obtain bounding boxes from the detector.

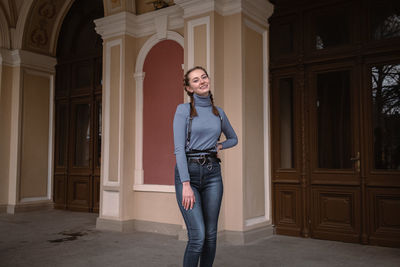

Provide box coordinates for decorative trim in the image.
[175,0,216,18]
[175,0,274,26]
[0,49,56,73]
[243,17,272,225]
[23,68,55,202]
[242,0,274,26]
[103,39,123,187]
[20,197,49,203]
[187,16,210,71]
[133,31,183,193]
[49,0,75,56]
[133,184,175,193]
[0,7,11,48]
[13,0,34,49]
[244,215,268,227]
[95,6,184,40]
[219,225,274,245]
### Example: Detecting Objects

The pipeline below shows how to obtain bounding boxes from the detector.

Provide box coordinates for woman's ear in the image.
[185,86,193,93]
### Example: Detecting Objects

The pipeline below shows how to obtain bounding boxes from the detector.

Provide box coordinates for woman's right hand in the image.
[182,181,195,210]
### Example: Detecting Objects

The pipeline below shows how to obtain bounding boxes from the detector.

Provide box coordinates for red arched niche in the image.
[143,40,183,185]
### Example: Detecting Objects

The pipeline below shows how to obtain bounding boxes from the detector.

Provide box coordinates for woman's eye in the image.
[201,75,208,79]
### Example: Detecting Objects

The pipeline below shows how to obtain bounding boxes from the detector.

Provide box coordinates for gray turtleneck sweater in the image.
[173,94,238,183]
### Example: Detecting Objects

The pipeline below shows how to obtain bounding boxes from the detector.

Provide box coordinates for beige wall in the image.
[222,13,244,231]
[19,72,50,199]
[194,24,207,68]
[243,24,265,221]
[0,65,12,204]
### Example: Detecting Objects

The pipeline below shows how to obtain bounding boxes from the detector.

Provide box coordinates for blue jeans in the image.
[175,161,223,267]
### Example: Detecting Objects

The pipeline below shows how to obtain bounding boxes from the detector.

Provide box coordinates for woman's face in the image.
[186,69,210,96]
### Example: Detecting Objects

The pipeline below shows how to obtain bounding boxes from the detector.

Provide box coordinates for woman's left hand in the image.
[217,144,222,152]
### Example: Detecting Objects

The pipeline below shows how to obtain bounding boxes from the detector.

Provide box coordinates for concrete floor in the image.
[0,210,399,267]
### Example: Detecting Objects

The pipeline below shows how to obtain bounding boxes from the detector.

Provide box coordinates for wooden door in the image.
[307,62,362,243]
[270,0,400,247]
[53,0,103,212]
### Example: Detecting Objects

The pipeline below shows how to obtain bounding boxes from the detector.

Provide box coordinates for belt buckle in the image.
[198,155,207,165]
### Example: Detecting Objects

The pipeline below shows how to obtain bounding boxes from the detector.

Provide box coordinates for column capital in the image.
[0,48,56,73]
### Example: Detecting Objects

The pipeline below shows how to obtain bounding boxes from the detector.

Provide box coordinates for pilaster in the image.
[0,48,56,213]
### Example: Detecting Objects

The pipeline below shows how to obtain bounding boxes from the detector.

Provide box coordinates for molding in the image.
[96,217,135,232]
[22,69,55,202]
[133,184,175,193]
[13,0,34,49]
[243,17,272,224]
[6,200,53,214]
[262,25,272,223]
[95,6,184,40]
[219,225,274,245]
[0,49,56,73]
[20,196,50,203]
[134,31,183,192]
[96,218,182,236]
[187,16,210,71]
[245,216,269,227]
[175,0,274,26]
[103,38,123,187]
[49,0,75,56]
[0,6,11,48]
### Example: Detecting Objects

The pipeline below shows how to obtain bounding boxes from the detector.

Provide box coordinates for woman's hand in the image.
[217,143,223,152]
[182,181,195,210]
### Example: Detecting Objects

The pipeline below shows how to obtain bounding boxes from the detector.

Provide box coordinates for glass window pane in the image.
[279,78,294,169]
[371,0,400,40]
[315,11,350,49]
[372,64,400,170]
[74,103,91,167]
[317,71,352,169]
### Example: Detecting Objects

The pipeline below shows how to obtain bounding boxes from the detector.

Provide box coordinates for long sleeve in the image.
[217,108,238,150]
[173,104,190,183]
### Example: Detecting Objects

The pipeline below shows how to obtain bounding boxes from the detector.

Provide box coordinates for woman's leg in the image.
[175,164,205,267]
[199,162,223,267]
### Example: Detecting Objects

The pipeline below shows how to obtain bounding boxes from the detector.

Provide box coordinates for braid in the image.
[189,93,198,117]
[209,92,220,117]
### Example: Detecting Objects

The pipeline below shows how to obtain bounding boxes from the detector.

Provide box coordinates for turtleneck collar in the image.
[194,93,211,107]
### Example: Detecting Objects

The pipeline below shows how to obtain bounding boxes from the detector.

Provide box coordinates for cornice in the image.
[0,49,56,73]
[94,5,184,40]
[175,0,274,26]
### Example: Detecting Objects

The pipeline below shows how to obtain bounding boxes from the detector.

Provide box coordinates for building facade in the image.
[0,0,399,247]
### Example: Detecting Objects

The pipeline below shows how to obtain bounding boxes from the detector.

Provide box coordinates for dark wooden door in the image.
[53,0,103,213]
[307,62,362,243]
[270,0,400,247]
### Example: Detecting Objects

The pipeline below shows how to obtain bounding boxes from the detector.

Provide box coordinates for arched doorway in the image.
[53,0,104,212]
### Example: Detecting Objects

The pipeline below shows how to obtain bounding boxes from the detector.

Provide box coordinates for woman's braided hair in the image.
[184,66,219,117]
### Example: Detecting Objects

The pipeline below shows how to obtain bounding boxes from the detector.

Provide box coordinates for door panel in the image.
[368,188,400,246]
[274,184,302,236]
[67,175,91,211]
[311,186,361,243]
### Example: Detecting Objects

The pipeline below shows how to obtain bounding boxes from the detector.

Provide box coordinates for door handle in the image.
[350,152,360,173]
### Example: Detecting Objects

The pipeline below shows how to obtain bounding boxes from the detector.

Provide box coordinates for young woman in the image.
[173,66,238,267]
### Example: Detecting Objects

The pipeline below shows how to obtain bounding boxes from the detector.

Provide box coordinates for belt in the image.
[187,155,221,165]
